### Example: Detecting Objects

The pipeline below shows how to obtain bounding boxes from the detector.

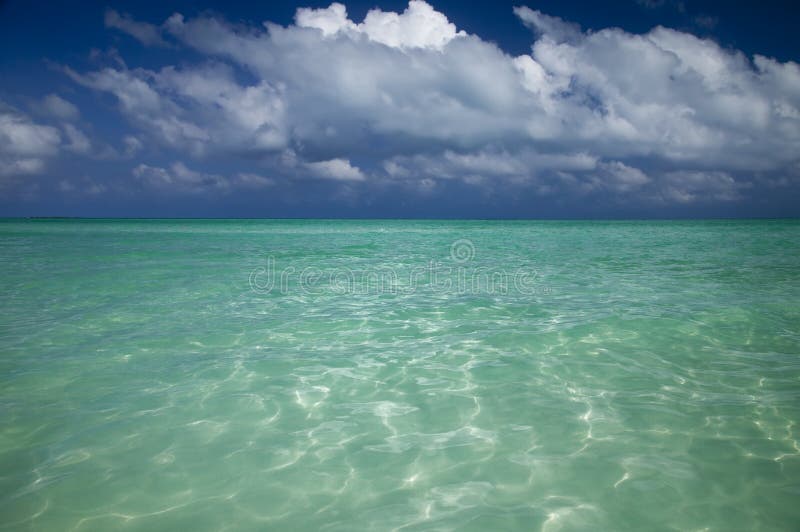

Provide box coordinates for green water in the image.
[1,219,799,530]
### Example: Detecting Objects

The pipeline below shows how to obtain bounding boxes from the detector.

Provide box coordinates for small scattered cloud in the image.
[38,94,80,121]
[0,102,61,177]
[234,173,275,188]
[659,171,744,203]
[599,161,650,193]
[133,162,275,193]
[693,15,718,30]
[62,124,91,154]
[133,161,227,191]
[58,177,107,196]
[122,135,143,158]
[635,0,686,13]
[513,6,581,43]
[305,158,365,181]
[104,9,170,47]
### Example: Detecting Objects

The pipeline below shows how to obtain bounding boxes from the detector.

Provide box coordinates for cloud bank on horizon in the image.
[1,1,799,215]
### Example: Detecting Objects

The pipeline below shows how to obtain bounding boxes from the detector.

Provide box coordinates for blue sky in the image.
[1,0,799,218]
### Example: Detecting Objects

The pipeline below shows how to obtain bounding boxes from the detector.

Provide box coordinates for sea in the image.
[1,219,799,530]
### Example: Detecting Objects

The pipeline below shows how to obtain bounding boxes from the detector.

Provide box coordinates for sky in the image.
[1,0,799,218]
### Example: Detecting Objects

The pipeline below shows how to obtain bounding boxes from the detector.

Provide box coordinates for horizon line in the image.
[3,216,799,222]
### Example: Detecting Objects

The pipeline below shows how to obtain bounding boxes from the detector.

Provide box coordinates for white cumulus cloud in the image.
[296,0,465,49]
[57,1,800,205]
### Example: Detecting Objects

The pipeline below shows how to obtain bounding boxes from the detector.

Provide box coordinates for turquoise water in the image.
[1,219,799,531]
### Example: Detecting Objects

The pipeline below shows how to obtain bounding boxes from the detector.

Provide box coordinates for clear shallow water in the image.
[1,219,799,531]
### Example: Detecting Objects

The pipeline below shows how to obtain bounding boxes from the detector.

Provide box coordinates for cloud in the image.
[58,177,107,196]
[234,173,275,188]
[295,3,355,37]
[659,170,743,203]
[382,149,598,185]
[0,102,61,177]
[296,1,465,49]
[59,1,800,205]
[62,124,91,154]
[636,0,667,7]
[305,158,365,181]
[693,15,718,30]
[133,162,275,192]
[123,135,143,157]
[133,161,228,191]
[105,9,169,47]
[599,161,650,192]
[65,63,285,157]
[635,0,685,12]
[513,6,581,43]
[39,94,80,121]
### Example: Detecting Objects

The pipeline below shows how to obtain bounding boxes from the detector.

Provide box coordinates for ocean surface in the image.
[1,219,799,531]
